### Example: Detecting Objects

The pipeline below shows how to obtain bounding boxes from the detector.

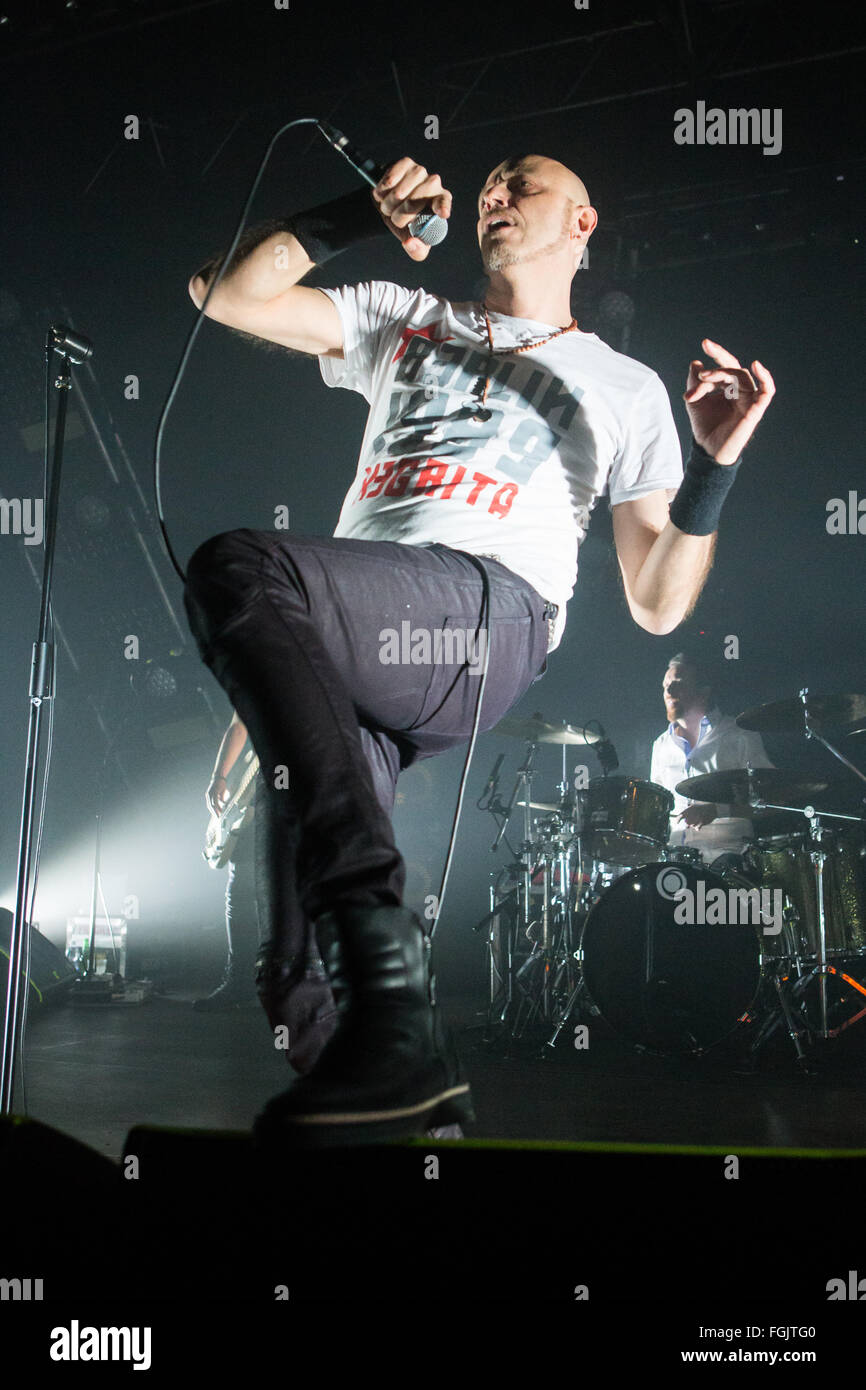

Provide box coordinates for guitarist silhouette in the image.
[194,712,260,1010]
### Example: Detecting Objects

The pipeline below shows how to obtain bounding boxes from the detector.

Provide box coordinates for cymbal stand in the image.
[747,762,865,1041]
[746,965,812,1068]
[490,738,539,929]
[542,836,590,1051]
[799,686,866,788]
[475,741,542,1036]
[512,815,589,1039]
[797,687,866,1037]
[476,876,518,1031]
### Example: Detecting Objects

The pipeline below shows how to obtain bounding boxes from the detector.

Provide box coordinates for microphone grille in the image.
[409,212,449,247]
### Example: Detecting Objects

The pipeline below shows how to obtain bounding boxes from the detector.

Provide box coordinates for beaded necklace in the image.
[468,306,579,422]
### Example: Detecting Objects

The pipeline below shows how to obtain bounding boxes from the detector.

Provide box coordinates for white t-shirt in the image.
[318,281,683,649]
[650,709,773,858]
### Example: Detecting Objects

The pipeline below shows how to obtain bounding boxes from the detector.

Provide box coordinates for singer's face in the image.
[477,155,587,273]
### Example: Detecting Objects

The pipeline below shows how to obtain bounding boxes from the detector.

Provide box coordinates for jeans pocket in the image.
[409,613,538,736]
[405,615,491,731]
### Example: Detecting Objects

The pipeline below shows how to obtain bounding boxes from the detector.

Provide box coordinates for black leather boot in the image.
[253,905,474,1144]
[192,953,256,1011]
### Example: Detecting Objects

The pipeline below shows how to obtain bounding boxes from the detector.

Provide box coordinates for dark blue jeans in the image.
[184,531,550,1071]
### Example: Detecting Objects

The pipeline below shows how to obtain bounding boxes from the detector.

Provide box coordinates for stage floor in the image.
[19,987,866,1158]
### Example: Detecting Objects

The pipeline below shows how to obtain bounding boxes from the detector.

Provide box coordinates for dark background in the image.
[1,0,864,992]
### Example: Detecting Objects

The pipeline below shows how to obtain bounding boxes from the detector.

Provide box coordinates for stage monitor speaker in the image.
[0,907,77,1005]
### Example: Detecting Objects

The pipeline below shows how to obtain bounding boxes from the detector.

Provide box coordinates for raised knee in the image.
[185,530,246,596]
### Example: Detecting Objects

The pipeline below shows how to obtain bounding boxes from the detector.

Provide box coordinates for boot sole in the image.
[253,1085,475,1148]
[286,1082,473,1127]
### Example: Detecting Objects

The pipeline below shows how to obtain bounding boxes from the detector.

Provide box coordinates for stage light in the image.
[598,291,635,326]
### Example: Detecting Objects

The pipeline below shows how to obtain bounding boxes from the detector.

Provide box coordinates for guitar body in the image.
[203,745,261,869]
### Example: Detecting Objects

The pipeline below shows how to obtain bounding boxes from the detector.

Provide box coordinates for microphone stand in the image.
[1,326,93,1114]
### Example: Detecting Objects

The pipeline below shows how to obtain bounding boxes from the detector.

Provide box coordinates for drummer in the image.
[650,650,773,863]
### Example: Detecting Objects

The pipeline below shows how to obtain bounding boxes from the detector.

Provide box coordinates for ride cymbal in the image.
[674,768,832,803]
[736,694,866,734]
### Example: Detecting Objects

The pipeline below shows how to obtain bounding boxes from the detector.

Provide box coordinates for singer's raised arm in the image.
[188,226,344,358]
[187,158,450,357]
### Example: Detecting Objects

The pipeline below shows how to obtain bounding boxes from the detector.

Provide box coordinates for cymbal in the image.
[674,768,832,804]
[494,713,601,746]
[736,694,866,734]
[516,798,573,813]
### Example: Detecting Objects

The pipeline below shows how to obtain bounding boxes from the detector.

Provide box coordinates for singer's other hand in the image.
[372,157,451,261]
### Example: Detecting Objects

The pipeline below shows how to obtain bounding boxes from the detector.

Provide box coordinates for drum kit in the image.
[476,688,866,1068]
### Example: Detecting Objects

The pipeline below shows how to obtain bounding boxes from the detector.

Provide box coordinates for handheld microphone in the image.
[316,121,449,248]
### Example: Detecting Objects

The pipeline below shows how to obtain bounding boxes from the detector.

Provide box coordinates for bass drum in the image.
[579,861,763,1055]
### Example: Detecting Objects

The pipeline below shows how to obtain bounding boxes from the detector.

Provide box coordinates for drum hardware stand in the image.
[747,953,866,1070]
[472,878,519,1036]
[747,759,866,1042]
[525,742,593,1045]
[490,739,539,943]
[468,745,536,1041]
[729,691,866,1064]
[523,810,589,1037]
[770,972,811,1068]
[536,839,590,1051]
[799,686,866,789]
[480,738,562,1036]
[745,965,814,1070]
[478,835,586,1041]
[543,967,593,1052]
[792,689,866,1041]
[821,964,866,1037]
[798,685,866,1040]
[512,897,576,1038]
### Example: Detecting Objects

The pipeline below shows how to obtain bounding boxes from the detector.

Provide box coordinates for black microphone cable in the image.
[152,116,491,944]
[429,555,491,944]
[153,115,322,585]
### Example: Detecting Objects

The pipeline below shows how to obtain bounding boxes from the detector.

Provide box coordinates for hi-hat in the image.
[737,694,866,734]
[494,713,600,746]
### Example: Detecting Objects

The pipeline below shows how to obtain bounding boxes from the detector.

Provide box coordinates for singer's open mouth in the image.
[483,213,517,232]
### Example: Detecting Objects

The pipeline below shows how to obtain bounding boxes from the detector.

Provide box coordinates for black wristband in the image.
[286,186,390,264]
[668,438,742,535]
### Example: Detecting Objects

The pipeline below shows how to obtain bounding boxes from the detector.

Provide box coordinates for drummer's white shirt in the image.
[650,708,773,859]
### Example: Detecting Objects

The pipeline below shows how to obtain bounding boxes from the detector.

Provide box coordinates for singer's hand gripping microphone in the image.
[316,121,449,248]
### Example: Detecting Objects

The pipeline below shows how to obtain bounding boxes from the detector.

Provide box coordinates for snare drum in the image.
[581,777,674,866]
[579,861,763,1054]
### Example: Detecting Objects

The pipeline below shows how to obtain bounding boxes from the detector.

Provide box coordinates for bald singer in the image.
[183,150,776,1143]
